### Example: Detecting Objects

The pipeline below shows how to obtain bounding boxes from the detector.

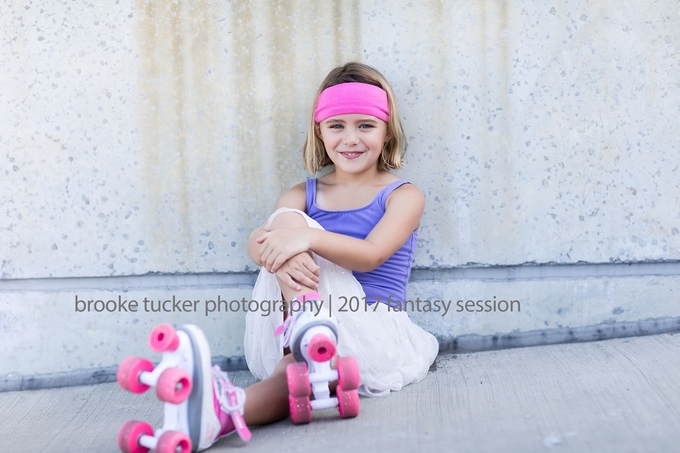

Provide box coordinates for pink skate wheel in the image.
[156,368,192,404]
[288,395,312,424]
[307,334,336,363]
[156,430,191,453]
[337,388,360,418]
[149,324,180,353]
[337,356,360,391]
[117,420,153,453]
[286,362,311,397]
[117,357,153,394]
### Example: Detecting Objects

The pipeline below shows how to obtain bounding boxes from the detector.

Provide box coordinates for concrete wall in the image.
[1,0,679,389]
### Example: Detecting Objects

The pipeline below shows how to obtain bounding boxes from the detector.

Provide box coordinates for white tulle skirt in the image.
[244,208,439,397]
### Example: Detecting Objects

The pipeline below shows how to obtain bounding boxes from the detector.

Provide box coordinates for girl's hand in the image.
[256,228,315,273]
[275,252,320,292]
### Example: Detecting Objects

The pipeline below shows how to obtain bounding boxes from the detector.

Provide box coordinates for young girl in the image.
[241,61,438,427]
[118,62,438,453]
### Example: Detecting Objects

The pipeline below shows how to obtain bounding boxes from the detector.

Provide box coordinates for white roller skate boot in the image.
[275,291,361,424]
[117,324,251,453]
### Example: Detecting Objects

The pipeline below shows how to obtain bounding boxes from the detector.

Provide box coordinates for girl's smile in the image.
[339,151,364,159]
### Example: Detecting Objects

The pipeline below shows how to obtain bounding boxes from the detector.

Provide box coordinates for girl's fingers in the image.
[268,256,279,273]
[260,249,272,271]
[305,263,321,277]
[261,247,277,273]
[300,254,320,275]
[282,274,301,292]
[265,251,279,273]
[271,255,286,274]
[275,268,301,292]
[293,257,319,284]
[293,269,316,288]
[301,266,320,284]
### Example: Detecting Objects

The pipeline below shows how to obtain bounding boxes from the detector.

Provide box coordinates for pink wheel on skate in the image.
[286,362,311,397]
[289,395,312,424]
[156,430,191,453]
[117,420,153,453]
[337,356,360,391]
[149,324,180,353]
[155,368,192,404]
[337,388,360,418]
[117,357,154,394]
[307,333,336,363]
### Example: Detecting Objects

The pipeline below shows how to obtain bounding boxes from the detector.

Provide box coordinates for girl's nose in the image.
[343,129,360,145]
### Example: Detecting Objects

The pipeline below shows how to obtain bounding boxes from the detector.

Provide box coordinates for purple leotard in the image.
[305,178,417,308]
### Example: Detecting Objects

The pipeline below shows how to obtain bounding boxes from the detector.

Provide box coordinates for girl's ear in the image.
[385,128,393,143]
[314,122,322,138]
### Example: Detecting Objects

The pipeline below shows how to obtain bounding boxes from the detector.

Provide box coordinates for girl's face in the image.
[316,114,391,176]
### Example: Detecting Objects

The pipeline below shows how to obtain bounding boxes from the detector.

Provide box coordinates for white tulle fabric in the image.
[244,208,439,397]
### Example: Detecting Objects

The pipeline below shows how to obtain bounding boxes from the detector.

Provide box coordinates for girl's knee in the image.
[269,211,308,230]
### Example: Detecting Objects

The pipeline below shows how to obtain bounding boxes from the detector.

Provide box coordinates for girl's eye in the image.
[359,124,375,129]
[329,124,343,129]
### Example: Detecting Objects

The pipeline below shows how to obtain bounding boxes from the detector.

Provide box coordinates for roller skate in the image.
[276,291,361,424]
[116,324,251,453]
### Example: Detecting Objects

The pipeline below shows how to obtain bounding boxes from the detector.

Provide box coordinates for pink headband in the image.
[314,82,390,123]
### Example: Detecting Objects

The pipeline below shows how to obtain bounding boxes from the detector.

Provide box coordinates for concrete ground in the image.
[2,333,679,453]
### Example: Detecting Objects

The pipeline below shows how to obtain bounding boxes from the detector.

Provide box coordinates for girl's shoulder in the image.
[385,179,425,211]
[275,181,307,211]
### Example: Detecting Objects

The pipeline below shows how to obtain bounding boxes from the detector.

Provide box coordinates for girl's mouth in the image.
[339,151,364,159]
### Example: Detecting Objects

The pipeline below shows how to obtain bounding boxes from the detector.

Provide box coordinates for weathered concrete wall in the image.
[1,0,679,385]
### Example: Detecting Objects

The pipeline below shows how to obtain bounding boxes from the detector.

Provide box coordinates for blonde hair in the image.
[302,62,407,174]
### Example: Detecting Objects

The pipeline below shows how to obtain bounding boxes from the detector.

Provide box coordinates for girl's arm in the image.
[247,225,268,266]
[246,182,307,266]
[247,182,321,291]
[257,184,425,273]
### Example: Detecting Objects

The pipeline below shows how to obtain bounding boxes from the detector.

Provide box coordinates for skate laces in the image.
[274,292,322,348]
[211,366,251,441]
[274,298,304,348]
[274,307,297,348]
